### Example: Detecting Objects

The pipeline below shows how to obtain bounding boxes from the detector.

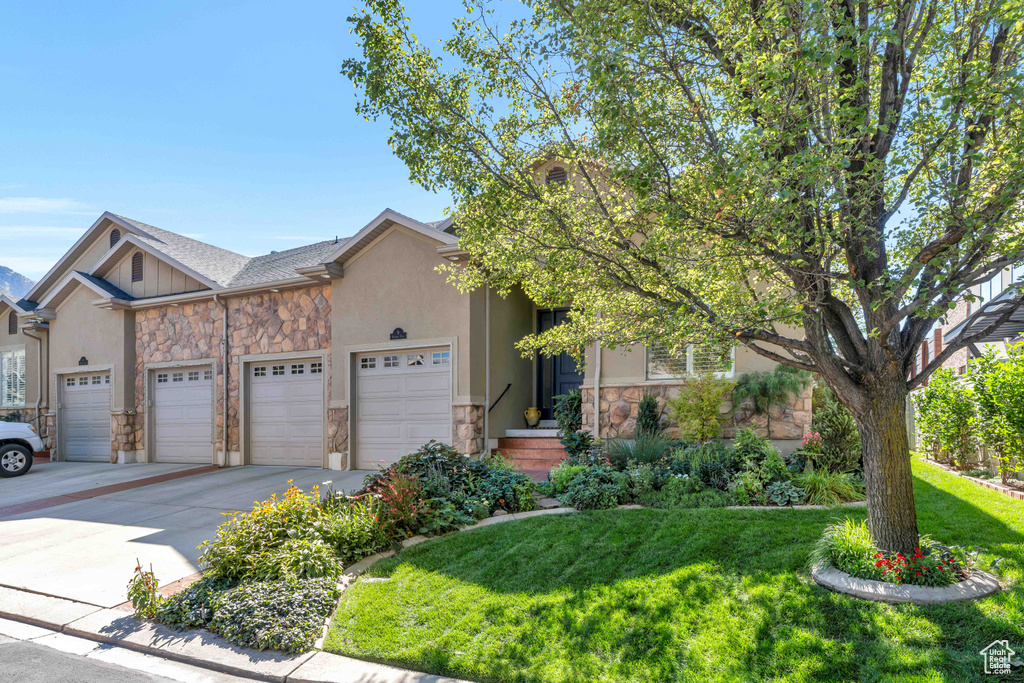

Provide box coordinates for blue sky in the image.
[0,1,472,280]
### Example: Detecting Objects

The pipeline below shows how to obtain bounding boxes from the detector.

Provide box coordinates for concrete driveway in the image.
[0,464,371,608]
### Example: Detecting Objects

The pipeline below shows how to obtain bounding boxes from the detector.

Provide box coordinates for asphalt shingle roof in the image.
[226,239,348,287]
[76,272,134,301]
[113,214,253,287]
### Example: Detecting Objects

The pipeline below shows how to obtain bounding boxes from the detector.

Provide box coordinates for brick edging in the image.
[921,459,1024,502]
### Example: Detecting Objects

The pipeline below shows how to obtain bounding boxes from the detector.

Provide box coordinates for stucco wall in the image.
[331,226,473,404]
[31,227,116,303]
[584,340,795,384]
[0,305,44,409]
[49,287,133,411]
[484,287,535,438]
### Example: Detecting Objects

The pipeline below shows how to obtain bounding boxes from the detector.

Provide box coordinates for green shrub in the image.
[674,441,741,491]
[764,480,805,506]
[635,391,662,438]
[795,471,865,506]
[732,365,813,435]
[553,390,582,435]
[320,496,394,566]
[971,345,1024,483]
[563,466,626,510]
[732,428,777,468]
[811,386,862,473]
[127,562,163,619]
[209,578,341,653]
[559,430,600,463]
[642,483,731,509]
[249,538,341,581]
[622,462,663,500]
[472,468,536,513]
[199,485,330,582]
[912,368,979,469]
[156,576,235,630]
[758,450,790,485]
[667,370,735,442]
[549,462,587,495]
[809,518,883,579]
[364,440,487,493]
[604,433,675,469]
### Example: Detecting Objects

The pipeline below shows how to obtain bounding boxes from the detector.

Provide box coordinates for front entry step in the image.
[496,431,567,479]
[505,428,559,438]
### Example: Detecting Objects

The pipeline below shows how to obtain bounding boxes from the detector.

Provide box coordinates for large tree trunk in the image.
[857,379,919,554]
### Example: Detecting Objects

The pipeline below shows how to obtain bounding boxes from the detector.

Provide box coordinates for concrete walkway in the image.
[0,465,369,608]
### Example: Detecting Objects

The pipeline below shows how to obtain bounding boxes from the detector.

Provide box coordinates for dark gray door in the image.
[536,309,584,419]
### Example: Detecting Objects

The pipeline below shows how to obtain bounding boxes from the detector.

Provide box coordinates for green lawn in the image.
[324,459,1024,682]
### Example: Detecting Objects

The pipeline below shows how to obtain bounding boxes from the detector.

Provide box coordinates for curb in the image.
[811,563,1002,604]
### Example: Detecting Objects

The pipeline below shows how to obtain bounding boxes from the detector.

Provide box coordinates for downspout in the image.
[484,286,490,455]
[214,294,228,467]
[22,328,44,436]
[592,336,601,438]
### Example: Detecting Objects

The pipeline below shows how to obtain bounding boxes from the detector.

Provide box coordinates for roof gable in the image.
[324,208,458,265]
[89,233,221,291]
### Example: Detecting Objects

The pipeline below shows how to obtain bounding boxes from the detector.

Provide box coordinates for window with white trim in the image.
[78,376,88,386]
[431,351,450,366]
[91,375,101,385]
[157,373,168,384]
[383,355,399,368]
[979,272,1002,305]
[66,377,75,387]
[188,371,200,382]
[407,353,424,367]
[272,365,285,376]
[360,357,376,370]
[172,372,184,383]
[253,366,267,377]
[204,369,213,381]
[1,348,25,406]
[291,363,305,375]
[646,342,735,380]
[310,362,323,374]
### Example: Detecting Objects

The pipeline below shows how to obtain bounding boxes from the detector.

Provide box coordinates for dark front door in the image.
[537,309,584,420]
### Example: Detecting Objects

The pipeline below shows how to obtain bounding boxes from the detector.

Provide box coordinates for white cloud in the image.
[0,197,91,214]
[0,256,61,280]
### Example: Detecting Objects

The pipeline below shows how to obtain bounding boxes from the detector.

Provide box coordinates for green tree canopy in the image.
[344,0,1024,552]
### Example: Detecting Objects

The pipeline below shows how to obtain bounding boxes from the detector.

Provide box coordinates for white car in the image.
[0,422,45,478]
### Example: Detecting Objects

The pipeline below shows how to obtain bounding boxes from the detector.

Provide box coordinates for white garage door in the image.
[249,359,324,467]
[63,372,110,462]
[153,367,213,463]
[356,347,451,469]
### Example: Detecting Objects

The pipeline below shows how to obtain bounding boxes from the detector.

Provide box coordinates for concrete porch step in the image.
[505,428,560,438]
[497,437,563,449]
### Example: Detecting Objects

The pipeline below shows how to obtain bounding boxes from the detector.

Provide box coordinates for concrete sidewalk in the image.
[0,462,203,508]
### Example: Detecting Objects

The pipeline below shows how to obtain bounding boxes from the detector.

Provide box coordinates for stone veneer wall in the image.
[581,383,812,440]
[111,412,139,462]
[135,286,332,460]
[452,403,485,456]
[327,406,349,456]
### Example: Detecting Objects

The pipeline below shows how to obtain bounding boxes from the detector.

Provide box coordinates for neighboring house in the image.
[0,193,811,470]
[908,264,1024,383]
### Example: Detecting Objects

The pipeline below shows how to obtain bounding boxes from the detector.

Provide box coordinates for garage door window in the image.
[310,362,323,374]
[272,365,285,376]
[360,357,376,370]
[157,373,168,383]
[407,353,424,367]
[254,366,266,377]
[291,363,305,375]
[383,355,399,368]
[432,351,450,366]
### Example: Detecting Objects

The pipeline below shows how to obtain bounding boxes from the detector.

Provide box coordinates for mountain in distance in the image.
[0,265,34,300]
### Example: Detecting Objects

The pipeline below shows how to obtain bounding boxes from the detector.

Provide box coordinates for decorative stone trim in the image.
[452,403,484,456]
[811,563,1001,604]
[581,384,812,440]
[111,412,139,455]
[327,407,349,458]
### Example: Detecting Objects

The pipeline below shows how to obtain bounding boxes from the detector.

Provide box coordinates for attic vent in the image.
[131,252,144,282]
[110,228,121,248]
[546,166,568,185]
[7,312,16,336]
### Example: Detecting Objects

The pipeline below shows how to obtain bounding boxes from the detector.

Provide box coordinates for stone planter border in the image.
[922,458,1024,502]
[811,563,1001,605]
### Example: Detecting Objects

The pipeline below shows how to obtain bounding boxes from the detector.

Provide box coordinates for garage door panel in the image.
[249,361,323,467]
[63,374,111,462]
[356,348,452,469]
[153,368,213,464]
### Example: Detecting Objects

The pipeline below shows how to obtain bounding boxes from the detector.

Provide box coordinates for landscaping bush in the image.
[810,519,967,587]
[794,471,865,506]
[604,433,675,469]
[365,440,488,493]
[473,467,537,514]
[249,538,341,581]
[635,391,662,438]
[560,430,602,464]
[913,368,979,469]
[732,428,778,469]
[366,471,425,535]
[552,390,582,435]
[971,345,1024,483]
[622,462,664,500]
[667,369,734,442]
[319,496,394,565]
[810,386,862,473]
[562,466,626,510]
[549,462,588,495]
[675,440,740,490]
[731,364,812,435]
[209,577,340,653]
[764,480,805,506]
[198,484,331,582]
[127,562,162,618]
[156,576,235,631]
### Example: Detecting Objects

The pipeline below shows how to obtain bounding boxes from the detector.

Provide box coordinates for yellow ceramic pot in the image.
[524,407,542,427]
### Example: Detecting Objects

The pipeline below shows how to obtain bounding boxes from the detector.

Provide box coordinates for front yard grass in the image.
[324,457,1024,682]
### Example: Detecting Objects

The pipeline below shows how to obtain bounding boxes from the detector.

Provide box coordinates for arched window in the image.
[131,252,144,282]
[546,166,567,185]
[110,228,121,248]
[7,312,16,336]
